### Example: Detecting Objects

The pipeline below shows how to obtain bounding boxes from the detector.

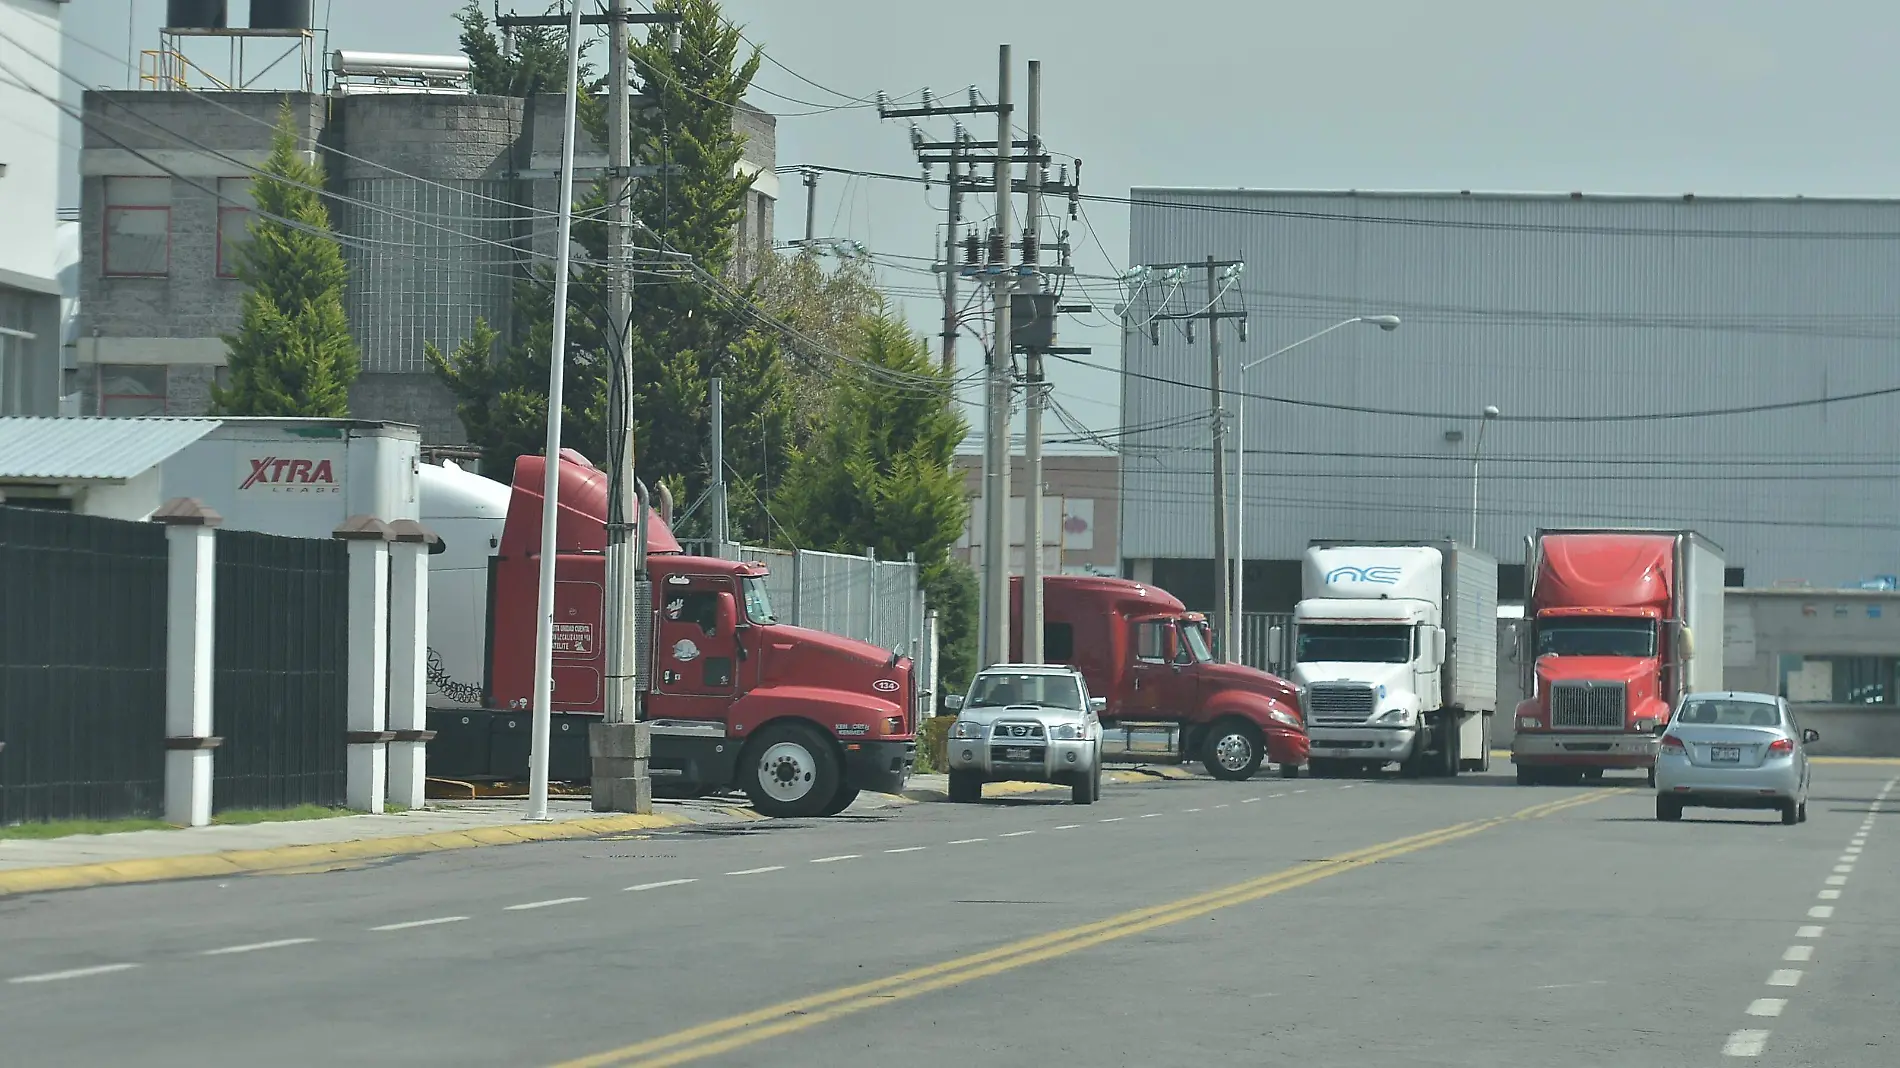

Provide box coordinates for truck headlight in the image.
[1517,716,1543,730]
[950,720,983,739]
[1376,709,1412,726]
[1268,709,1300,728]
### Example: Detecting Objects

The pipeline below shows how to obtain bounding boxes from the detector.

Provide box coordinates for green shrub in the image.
[918,714,955,774]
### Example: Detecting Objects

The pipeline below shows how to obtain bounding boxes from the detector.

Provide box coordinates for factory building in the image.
[1122,188,1900,611]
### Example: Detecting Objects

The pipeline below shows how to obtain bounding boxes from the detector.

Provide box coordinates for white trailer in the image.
[158,418,420,536]
[1290,540,1499,778]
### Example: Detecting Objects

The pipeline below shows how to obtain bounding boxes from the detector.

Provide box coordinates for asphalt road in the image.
[0,763,1894,1067]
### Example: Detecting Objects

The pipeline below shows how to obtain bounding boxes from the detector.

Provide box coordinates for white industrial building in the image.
[1121,188,1900,613]
[0,0,72,417]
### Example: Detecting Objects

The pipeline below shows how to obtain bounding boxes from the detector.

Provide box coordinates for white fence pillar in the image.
[153,498,221,827]
[334,516,392,814]
[385,520,435,812]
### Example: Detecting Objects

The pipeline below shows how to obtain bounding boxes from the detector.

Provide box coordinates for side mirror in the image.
[1432,627,1447,667]
[1652,721,1668,736]
[943,694,965,712]
[1268,624,1284,649]
[1677,624,1696,661]
[714,592,738,635]
[1089,696,1106,714]
[1803,728,1820,744]
[1503,622,1521,664]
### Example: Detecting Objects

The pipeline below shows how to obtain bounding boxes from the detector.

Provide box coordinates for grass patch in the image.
[0,817,177,840]
[212,804,350,826]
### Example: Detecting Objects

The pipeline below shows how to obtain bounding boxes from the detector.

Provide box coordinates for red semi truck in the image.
[1509,528,1724,785]
[435,451,918,817]
[1008,575,1310,779]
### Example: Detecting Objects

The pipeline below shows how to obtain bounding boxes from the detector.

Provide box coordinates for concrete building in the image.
[954,452,1118,576]
[0,0,71,417]
[1123,188,1900,613]
[74,58,776,445]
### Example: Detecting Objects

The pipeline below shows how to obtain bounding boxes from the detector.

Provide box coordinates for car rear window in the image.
[1677,701,1782,728]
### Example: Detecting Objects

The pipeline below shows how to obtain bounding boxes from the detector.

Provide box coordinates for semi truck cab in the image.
[1293,599,1441,770]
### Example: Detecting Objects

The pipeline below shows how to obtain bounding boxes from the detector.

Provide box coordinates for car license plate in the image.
[1005,747,1033,761]
[1712,745,1741,763]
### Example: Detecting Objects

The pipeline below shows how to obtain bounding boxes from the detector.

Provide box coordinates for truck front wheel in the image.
[742,722,843,818]
[818,783,860,817]
[1203,720,1264,781]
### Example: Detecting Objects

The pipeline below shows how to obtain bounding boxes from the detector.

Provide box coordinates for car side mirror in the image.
[1803,728,1820,744]
[1677,623,1696,661]
[1089,696,1106,714]
[1652,721,1668,736]
[944,694,965,712]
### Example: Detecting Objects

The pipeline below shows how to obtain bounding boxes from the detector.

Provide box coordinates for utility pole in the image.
[1147,257,1247,662]
[1020,60,1045,664]
[802,169,818,247]
[982,45,1015,669]
[602,0,637,729]
[940,134,965,372]
[710,376,728,558]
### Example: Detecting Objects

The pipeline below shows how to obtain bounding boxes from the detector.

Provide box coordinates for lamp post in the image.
[1232,315,1401,665]
[1471,405,1500,548]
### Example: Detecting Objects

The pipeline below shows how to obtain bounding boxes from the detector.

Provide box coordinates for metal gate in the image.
[0,507,168,824]
[212,530,349,811]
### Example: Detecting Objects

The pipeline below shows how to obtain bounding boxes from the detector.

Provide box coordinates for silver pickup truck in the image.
[943,664,1105,805]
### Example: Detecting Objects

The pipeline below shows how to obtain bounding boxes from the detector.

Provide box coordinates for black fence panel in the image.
[212,530,349,811]
[0,507,168,824]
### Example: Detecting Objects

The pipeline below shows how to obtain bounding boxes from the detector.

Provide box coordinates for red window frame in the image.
[96,365,167,417]
[217,177,252,279]
[102,176,172,278]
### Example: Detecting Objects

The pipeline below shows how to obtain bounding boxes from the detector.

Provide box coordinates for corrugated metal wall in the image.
[1123,190,1900,588]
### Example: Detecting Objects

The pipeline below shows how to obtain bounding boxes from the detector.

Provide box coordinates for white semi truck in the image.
[1288,540,1499,778]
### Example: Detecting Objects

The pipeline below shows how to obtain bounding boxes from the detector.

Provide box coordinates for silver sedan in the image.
[1654,692,1817,825]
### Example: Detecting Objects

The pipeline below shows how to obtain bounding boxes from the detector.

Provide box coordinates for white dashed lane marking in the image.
[809,855,859,864]
[1796,925,1824,939]
[884,846,926,854]
[1723,1030,1769,1057]
[1783,945,1814,962]
[1054,824,1080,830]
[624,879,696,891]
[371,916,467,932]
[1809,906,1834,919]
[1746,999,1786,1018]
[201,938,316,957]
[947,837,987,844]
[505,896,588,911]
[1000,830,1036,838]
[1767,970,1803,987]
[725,866,784,876]
[7,963,140,985]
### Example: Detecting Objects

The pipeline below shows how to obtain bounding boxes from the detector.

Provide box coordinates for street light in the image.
[1471,405,1500,548]
[1231,315,1400,665]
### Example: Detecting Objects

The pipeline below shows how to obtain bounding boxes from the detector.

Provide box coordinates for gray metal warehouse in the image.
[1118,188,1900,618]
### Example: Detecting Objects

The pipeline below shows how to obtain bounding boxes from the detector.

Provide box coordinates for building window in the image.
[103,176,172,276]
[217,177,255,278]
[97,365,167,416]
[1781,655,1895,705]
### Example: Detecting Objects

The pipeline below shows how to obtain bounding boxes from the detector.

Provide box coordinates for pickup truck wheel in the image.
[948,770,983,803]
[742,722,842,818]
[1072,764,1100,805]
[1202,720,1264,781]
[818,783,860,817]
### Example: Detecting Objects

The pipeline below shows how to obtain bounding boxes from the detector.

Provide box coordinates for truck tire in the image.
[1072,764,1100,805]
[818,783,861,817]
[948,770,983,803]
[741,722,843,818]
[1400,740,1428,779]
[1202,719,1264,781]
[1516,765,1538,786]
[1436,718,1461,778]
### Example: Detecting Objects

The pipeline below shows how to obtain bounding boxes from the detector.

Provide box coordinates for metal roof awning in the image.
[0,417,223,482]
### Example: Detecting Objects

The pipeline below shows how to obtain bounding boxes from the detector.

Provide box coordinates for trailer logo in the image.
[240,456,341,494]
[1324,565,1402,585]
[872,679,900,693]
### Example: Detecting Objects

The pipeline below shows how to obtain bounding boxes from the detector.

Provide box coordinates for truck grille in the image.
[1549,681,1626,730]
[1306,683,1376,724]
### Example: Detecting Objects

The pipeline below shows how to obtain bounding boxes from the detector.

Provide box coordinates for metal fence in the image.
[0,507,168,824]
[212,531,350,812]
[1238,612,1296,676]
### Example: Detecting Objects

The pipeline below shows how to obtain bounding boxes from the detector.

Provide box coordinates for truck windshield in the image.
[1179,622,1213,662]
[1297,624,1411,664]
[967,673,1084,710]
[1536,618,1655,657]
[741,576,777,624]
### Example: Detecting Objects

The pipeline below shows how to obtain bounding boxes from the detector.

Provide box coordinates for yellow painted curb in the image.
[0,812,692,897]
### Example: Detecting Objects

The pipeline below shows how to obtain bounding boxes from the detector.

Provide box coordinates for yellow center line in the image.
[551,788,1616,1068]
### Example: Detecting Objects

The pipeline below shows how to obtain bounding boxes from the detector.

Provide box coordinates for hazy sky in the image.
[57,1,1900,446]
